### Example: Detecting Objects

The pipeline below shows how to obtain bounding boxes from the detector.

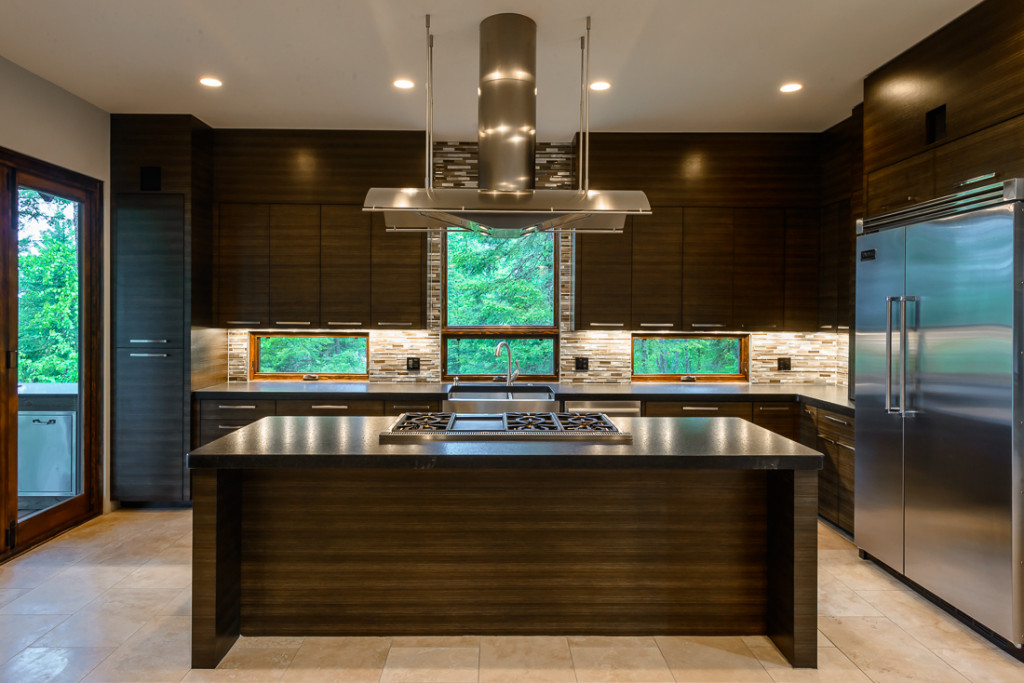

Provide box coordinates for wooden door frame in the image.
[0,146,104,558]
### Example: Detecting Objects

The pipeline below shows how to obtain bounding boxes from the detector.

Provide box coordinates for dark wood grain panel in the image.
[384,400,440,415]
[645,402,753,420]
[752,402,800,441]
[238,468,768,636]
[269,205,320,327]
[682,207,732,330]
[217,204,269,327]
[275,400,383,416]
[370,214,427,328]
[817,439,840,523]
[576,218,632,329]
[933,114,1024,196]
[836,441,855,534]
[733,208,784,330]
[110,114,195,195]
[631,208,682,329]
[784,208,819,332]
[320,205,372,328]
[199,400,277,421]
[866,152,935,218]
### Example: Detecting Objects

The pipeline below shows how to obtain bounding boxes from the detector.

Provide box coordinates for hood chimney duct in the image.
[478,13,537,192]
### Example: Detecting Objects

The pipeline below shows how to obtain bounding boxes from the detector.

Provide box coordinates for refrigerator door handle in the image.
[886,296,898,414]
[900,295,918,416]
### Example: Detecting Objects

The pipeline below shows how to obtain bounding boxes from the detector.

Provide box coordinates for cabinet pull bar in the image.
[217,405,257,410]
[819,436,837,445]
[377,322,413,326]
[226,321,261,325]
[820,324,835,329]
[391,405,432,410]
[129,353,169,357]
[640,323,674,328]
[276,321,311,326]
[691,323,724,328]
[129,339,168,344]
[217,425,246,430]
[589,323,624,327]
[327,322,362,326]
[682,406,718,411]
[837,325,850,330]
[312,405,349,410]
[956,172,997,188]
[823,415,851,426]
[758,406,790,412]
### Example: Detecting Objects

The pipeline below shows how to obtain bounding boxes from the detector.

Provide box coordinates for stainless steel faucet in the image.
[494,341,520,386]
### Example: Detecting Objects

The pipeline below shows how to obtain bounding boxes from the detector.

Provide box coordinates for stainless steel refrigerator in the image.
[855,179,1024,646]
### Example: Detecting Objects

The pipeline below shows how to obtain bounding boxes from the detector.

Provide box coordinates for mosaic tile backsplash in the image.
[225,140,850,386]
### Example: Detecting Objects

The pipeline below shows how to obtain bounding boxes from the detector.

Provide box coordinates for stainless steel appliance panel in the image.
[903,207,1015,641]
[563,400,642,418]
[17,411,77,496]
[854,227,907,572]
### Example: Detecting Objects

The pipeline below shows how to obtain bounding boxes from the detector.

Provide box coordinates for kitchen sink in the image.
[442,383,559,413]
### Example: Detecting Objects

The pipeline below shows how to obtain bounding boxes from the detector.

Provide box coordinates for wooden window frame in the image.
[441,231,560,381]
[631,333,750,382]
[248,331,370,381]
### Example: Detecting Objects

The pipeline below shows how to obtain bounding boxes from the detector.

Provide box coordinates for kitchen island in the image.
[187,415,822,669]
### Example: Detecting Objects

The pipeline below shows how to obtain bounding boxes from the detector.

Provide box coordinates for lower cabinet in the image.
[803,405,855,533]
[644,401,752,419]
[751,402,799,440]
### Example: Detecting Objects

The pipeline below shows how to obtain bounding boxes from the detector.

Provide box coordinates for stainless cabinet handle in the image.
[837,325,850,331]
[312,405,349,410]
[589,323,624,327]
[129,353,169,357]
[820,324,835,329]
[218,425,246,430]
[377,322,413,326]
[226,321,261,325]
[682,406,718,411]
[391,405,432,410]
[955,172,996,188]
[640,323,675,328]
[758,406,791,412]
[217,405,256,410]
[327,321,362,326]
[823,415,851,427]
[819,436,837,445]
[276,321,311,326]
[129,339,168,344]
[691,323,724,328]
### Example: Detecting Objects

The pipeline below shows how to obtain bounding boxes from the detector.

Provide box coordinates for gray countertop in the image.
[187,415,823,471]
[193,381,854,414]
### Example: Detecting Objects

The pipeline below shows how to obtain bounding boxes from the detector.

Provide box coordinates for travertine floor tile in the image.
[281,636,390,683]
[34,587,181,648]
[567,636,658,648]
[379,646,479,683]
[0,554,69,590]
[817,616,969,682]
[80,615,191,682]
[391,635,480,648]
[479,636,574,683]
[114,546,192,590]
[817,523,855,551]
[0,646,113,683]
[857,589,991,651]
[747,642,871,682]
[157,585,192,616]
[818,551,910,592]
[818,572,883,617]
[0,613,68,664]
[569,644,674,683]
[181,636,300,682]
[933,646,1024,683]
[0,565,133,615]
[0,587,28,607]
[655,636,771,682]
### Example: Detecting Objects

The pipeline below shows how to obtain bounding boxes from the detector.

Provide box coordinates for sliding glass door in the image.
[1,151,102,556]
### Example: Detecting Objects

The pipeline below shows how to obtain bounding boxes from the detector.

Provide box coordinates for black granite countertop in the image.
[186,415,823,471]
[193,381,854,415]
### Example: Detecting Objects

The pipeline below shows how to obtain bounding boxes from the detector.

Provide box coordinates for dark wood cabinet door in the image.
[682,207,732,331]
[732,208,784,331]
[114,194,184,347]
[783,208,819,332]
[112,348,185,501]
[217,204,270,327]
[836,441,855,533]
[320,205,372,329]
[933,114,1024,197]
[269,204,320,328]
[819,199,854,332]
[632,208,683,330]
[752,402,799,440]
[835,198,854,331]
[576,218,631,330]
[865,152,934,217]
[818,439,840,523]
[371,215,426,328]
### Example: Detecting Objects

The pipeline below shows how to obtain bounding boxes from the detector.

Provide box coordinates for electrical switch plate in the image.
[575,357,589,371]
[777,357,792,371]
[406,357,420,371]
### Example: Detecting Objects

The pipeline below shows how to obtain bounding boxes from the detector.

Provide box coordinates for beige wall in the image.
[0,56,112,511]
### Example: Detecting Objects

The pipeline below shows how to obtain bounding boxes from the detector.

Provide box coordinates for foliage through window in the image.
[444,232,557,378]
[632,335,748,381]
[249,333,368,379]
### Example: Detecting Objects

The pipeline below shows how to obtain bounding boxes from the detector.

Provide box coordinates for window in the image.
[249,333,369,379]
[443,231,558,379]
[632,335,748,381]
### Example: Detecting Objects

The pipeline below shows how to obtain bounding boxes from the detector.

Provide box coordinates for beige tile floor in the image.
[1,510,1022,682]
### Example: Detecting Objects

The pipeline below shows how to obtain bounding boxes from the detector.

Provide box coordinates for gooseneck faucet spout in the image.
[494,341,519,386]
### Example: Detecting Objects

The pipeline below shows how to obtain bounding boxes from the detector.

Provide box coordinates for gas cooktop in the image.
[379,411,632,444]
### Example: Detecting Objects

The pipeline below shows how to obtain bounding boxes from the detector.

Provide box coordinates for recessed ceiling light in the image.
[394,79,415,89]
[199,77,222,88]
[590,81,611,91]
[780,82,803,93]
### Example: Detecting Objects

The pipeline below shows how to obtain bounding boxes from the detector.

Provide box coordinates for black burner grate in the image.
[555,412,620,432]
[505,412,561,431]
[391,412,453,431]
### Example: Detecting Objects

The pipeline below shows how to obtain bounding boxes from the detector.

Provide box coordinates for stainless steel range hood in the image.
[364,13,650,238]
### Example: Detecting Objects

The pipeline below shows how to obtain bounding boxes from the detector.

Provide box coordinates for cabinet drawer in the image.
[199,419,262,446]
[200,399,276,421]
[753,402,799,417]
[384,400,440,416]
[816,408,854,444]
[276,399,384,416]
[866,152,935,217]
[752,402,799,440]
[644,401,752,420]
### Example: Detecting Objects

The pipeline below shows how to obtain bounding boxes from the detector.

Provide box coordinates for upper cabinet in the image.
[932,114,1024,196]
[269,205,320,328]
[681,208,732,331]
[217,204,270,327]
[370,215,427,329]
[732,208,785,331]
[632,208,683,330]
[575,218,632,330]
[320,205,372,329]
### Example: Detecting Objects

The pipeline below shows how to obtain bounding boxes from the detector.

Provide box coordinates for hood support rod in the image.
[425,14,434,189]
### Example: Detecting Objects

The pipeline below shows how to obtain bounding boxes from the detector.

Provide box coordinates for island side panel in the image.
[191,469,242,669]
[238,468,769,636]
[766,469,818,668]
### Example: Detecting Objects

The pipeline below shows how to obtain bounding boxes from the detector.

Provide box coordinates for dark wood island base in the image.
[189,416,820,669]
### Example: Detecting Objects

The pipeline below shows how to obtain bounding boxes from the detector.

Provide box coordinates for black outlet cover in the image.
[575,357,589,371]
[406,357,420,371]
[777,357,792,371]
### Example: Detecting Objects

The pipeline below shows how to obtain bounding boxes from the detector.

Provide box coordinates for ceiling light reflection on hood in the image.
[394,79,415,89]
[780,82,803,93]
[590,81,611,90]
[199,77,222,87]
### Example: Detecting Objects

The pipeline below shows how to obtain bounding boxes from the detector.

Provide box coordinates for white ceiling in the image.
[0,0,981,140]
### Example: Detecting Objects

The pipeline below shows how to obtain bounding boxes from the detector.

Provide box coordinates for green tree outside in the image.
[257,336,367,374]
[633,337,739,375]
